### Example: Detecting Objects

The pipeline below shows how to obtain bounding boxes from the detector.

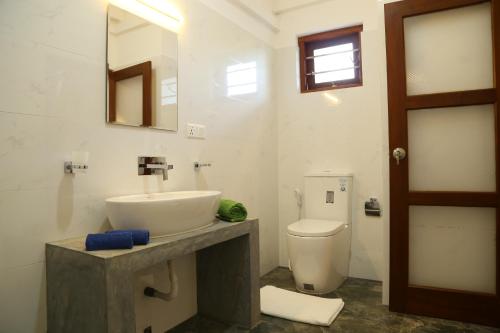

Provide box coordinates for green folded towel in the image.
[217,199,247,222]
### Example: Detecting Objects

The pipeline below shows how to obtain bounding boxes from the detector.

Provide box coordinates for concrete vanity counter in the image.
[46,219,260,333]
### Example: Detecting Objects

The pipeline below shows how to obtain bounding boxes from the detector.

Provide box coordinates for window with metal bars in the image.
[298,25,363,93]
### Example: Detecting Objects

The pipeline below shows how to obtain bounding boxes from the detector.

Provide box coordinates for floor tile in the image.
[169,268,500,333]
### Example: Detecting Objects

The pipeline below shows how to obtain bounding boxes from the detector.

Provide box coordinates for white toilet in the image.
[287,172,353,295]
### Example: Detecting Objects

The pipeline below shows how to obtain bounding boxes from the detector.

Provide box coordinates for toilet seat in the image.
[287,219,346,237]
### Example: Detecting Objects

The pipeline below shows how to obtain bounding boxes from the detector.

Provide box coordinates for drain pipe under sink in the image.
[143,260,178,301]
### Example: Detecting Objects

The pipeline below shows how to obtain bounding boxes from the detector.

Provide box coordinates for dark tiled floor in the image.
[170,267,500,333]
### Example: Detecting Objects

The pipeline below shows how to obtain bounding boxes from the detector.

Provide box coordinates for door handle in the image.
[392,147,406,165]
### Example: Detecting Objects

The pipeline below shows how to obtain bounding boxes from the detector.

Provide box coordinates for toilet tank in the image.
[303,172,353,224]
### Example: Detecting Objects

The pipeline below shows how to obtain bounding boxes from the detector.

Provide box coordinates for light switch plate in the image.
[186,123,206,139]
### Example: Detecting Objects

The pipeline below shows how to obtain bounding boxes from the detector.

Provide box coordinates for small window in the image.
[298,25,363,93]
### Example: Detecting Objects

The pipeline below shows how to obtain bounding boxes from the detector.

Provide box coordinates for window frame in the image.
[298,25,363,93]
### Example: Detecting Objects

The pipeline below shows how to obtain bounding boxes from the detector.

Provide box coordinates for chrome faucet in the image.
[138,156,173,181]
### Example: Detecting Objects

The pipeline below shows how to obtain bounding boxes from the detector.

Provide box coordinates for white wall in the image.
[273,0,335,14]
[198,0,277,45]
[274,0,390,303]
[230,0,279,32]
[0,0,278,332]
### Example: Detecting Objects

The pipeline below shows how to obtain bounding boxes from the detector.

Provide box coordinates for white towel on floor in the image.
[260,285,344,326]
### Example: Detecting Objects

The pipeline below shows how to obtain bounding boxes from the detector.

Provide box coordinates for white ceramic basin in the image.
[105,191,221,237]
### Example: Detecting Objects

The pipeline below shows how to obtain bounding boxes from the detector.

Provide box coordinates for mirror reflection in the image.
[107,4,178,131]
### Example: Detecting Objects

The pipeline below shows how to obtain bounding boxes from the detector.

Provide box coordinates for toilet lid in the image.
[287,219,346,237]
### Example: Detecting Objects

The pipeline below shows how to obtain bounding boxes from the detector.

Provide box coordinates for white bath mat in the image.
[260,285,344,326]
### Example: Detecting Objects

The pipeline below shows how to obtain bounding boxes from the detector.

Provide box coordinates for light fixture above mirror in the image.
[109,0,183,33]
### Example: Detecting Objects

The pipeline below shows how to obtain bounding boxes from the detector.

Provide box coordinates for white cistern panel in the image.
[303,173,353,223]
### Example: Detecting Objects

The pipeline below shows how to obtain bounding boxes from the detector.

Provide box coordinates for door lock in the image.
[392,147,406,165]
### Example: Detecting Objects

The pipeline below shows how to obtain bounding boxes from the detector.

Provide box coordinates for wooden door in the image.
[385,0,500,327]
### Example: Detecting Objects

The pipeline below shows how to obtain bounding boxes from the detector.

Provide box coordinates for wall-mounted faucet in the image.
[138,156,173,181]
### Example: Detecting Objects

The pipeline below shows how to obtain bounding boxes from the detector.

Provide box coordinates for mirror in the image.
[106,4,178,131]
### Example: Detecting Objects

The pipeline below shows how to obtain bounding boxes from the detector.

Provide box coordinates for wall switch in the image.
[186,123,206,139]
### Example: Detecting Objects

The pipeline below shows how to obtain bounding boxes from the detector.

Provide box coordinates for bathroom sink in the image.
[105,191,221,237]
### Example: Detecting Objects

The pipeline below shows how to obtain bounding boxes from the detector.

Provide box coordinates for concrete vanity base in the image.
[46,219,260,333]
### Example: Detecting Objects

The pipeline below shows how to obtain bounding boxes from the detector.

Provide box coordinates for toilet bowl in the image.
[287,219,350,294]
[287,173,353,295]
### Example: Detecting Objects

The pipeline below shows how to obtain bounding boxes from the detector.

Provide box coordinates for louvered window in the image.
[299,25,363,93]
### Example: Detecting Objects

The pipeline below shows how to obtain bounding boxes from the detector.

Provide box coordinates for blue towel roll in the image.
[106,229,150,245]
[85,233,134,251]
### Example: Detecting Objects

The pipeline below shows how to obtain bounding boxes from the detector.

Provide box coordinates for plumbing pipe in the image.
[294,188,303,208]
[294,188,303,220]
[143,260,178,301]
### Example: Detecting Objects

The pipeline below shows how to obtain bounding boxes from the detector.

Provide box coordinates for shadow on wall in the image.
[350,177,381,279]
[37,265,47,331]
[57,176,112,232]
[57,176,73,231]
[195,172,209,191]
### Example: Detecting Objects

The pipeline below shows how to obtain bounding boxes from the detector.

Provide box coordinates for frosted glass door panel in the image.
[115,76,143,126]
[404,3,493,95]
[409,206,496,294]
[408,105,495,192]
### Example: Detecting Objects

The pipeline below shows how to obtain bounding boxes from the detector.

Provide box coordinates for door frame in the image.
[385,0,500,327]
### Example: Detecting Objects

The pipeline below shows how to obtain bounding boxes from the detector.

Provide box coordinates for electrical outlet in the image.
[186,124,196,137]
[186,123,206,139]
